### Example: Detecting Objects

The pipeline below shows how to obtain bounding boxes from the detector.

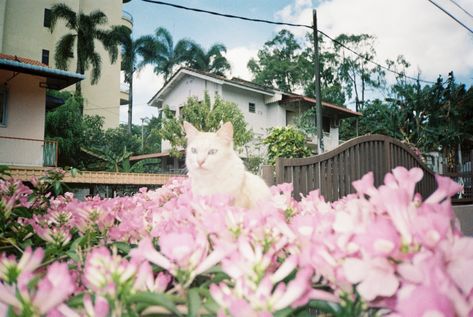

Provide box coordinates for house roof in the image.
[0,54,84,90]
[280,95,361,118]
[148,67,360,119]
[147,67,276,107]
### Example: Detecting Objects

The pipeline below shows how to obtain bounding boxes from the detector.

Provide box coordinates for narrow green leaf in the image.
[128,292,183,317]
[274,307,293,317]
[187,288,200,317]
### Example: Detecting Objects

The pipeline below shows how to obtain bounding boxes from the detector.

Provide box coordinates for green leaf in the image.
[187,288,200,317]
[274,307,293,317]
[128,292,183,317]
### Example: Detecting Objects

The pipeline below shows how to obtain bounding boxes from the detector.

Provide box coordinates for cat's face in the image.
[184,122,234,173]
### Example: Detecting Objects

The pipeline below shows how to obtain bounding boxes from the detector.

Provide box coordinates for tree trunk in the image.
[127,72,133,134]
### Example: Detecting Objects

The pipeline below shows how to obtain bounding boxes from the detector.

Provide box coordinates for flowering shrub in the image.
[0,167,472,316]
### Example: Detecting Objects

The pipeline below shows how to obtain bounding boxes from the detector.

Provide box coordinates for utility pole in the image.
[313,10,324,154]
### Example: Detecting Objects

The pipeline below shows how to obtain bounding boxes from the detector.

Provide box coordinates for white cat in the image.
[183,121,271,209]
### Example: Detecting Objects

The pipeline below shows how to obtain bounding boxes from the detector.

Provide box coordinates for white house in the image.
[146,67,360,171]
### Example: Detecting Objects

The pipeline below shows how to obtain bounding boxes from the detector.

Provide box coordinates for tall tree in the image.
[331,34,385,112]
[248,30,346,105]
[188,43,231,76]
[248,30,306,93]
[115,26,156,133]
[50,3,121,98]
[151,27,196,81]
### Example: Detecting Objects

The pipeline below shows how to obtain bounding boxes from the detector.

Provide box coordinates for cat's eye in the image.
[208,149,218,155]
[191,147,197,154]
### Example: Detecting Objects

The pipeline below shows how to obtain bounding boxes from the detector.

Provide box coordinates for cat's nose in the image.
[197,158,205,167]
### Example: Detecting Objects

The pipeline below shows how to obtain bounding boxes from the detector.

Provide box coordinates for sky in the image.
[120,0,473,125]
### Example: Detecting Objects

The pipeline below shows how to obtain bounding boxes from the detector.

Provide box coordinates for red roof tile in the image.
[0,53,48,68]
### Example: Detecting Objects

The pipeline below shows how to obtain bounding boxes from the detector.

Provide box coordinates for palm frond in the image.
[88,10,108,26]
[96,28,119,64]
[89,52,102,84]
[50,3,77,32]
[54,33,76,70]
[154,27,173,55]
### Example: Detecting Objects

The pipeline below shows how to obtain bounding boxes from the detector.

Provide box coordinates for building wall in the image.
[222,85,271,137]
[0,0,124,129]
[0,72,45,166]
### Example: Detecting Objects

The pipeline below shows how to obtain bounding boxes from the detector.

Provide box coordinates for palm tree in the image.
[188,43,231,76]
[115,26,156,133]
[152,27,196,81]
[50,3,121,97]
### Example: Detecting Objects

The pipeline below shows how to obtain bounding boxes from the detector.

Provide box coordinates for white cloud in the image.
[120,65,163,125]
[226,46,259,81]
[275,0,473,83]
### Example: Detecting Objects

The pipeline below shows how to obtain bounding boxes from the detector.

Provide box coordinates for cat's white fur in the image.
[184,121,271,209]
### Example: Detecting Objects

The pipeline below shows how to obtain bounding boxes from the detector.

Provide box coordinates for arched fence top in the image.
[273,134,438,201]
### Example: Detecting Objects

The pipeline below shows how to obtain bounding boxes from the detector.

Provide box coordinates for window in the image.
[43,8,51,28]
[42,49,49,65]
[0,88,7,127]
[249,102,256,113]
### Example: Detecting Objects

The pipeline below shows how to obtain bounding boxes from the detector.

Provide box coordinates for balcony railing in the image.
[122,10,133,26]
[0,136,58,167]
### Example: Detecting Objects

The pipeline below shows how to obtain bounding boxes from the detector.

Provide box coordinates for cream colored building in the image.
[0,0,132,129]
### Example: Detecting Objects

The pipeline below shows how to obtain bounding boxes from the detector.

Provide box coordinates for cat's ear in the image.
[183,121,199,140]
[216,122,233,143]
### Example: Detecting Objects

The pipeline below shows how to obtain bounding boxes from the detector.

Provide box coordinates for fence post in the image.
[384,138,392,173]
[275,158,285,185]
[261,165,275,187]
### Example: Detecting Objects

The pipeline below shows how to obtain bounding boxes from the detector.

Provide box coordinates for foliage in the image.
[339,72,473,163]
[103,125,141,155]
[0,167,471,316]
[263,126,312,165]
[339,99,403,141]
[248,30,306,93]
[45,92,105,168]
[150,27,197,81]
[142,116,162,154]
[160,93,253,157]
[49,3,122,96]
[81,146,133,172]
[187,43,231,76]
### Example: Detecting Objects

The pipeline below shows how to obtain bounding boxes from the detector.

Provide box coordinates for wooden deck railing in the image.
[268,134,437,201]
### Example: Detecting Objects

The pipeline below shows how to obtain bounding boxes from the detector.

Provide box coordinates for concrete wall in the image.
[0,71,45,166]
[1,0,124,129]
[454,204,473,236]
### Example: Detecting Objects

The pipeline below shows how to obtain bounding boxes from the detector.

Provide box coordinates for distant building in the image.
[0,0,133,129]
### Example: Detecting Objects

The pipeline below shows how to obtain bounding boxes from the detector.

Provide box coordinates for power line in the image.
[141,0,435,84]
[318,30,435,84]
[447,0,473,20]
[141,0,311,29]
[427,0,473,34]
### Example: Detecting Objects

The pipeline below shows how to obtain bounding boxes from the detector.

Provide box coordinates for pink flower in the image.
[343,256,399,301]
[425,174,463,204]
[84,294,109,317]
[352,172,377,197]
[132,235,230,286]
[0,247,44,283]
[84,247,138,296]
[32,262,75,314]
[396,285,455,317]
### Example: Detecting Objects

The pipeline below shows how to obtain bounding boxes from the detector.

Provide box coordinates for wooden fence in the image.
[267,134,437,201]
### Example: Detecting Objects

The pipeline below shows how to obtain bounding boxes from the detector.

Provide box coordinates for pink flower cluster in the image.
[0,167,471,316]
[0,247,74,316]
